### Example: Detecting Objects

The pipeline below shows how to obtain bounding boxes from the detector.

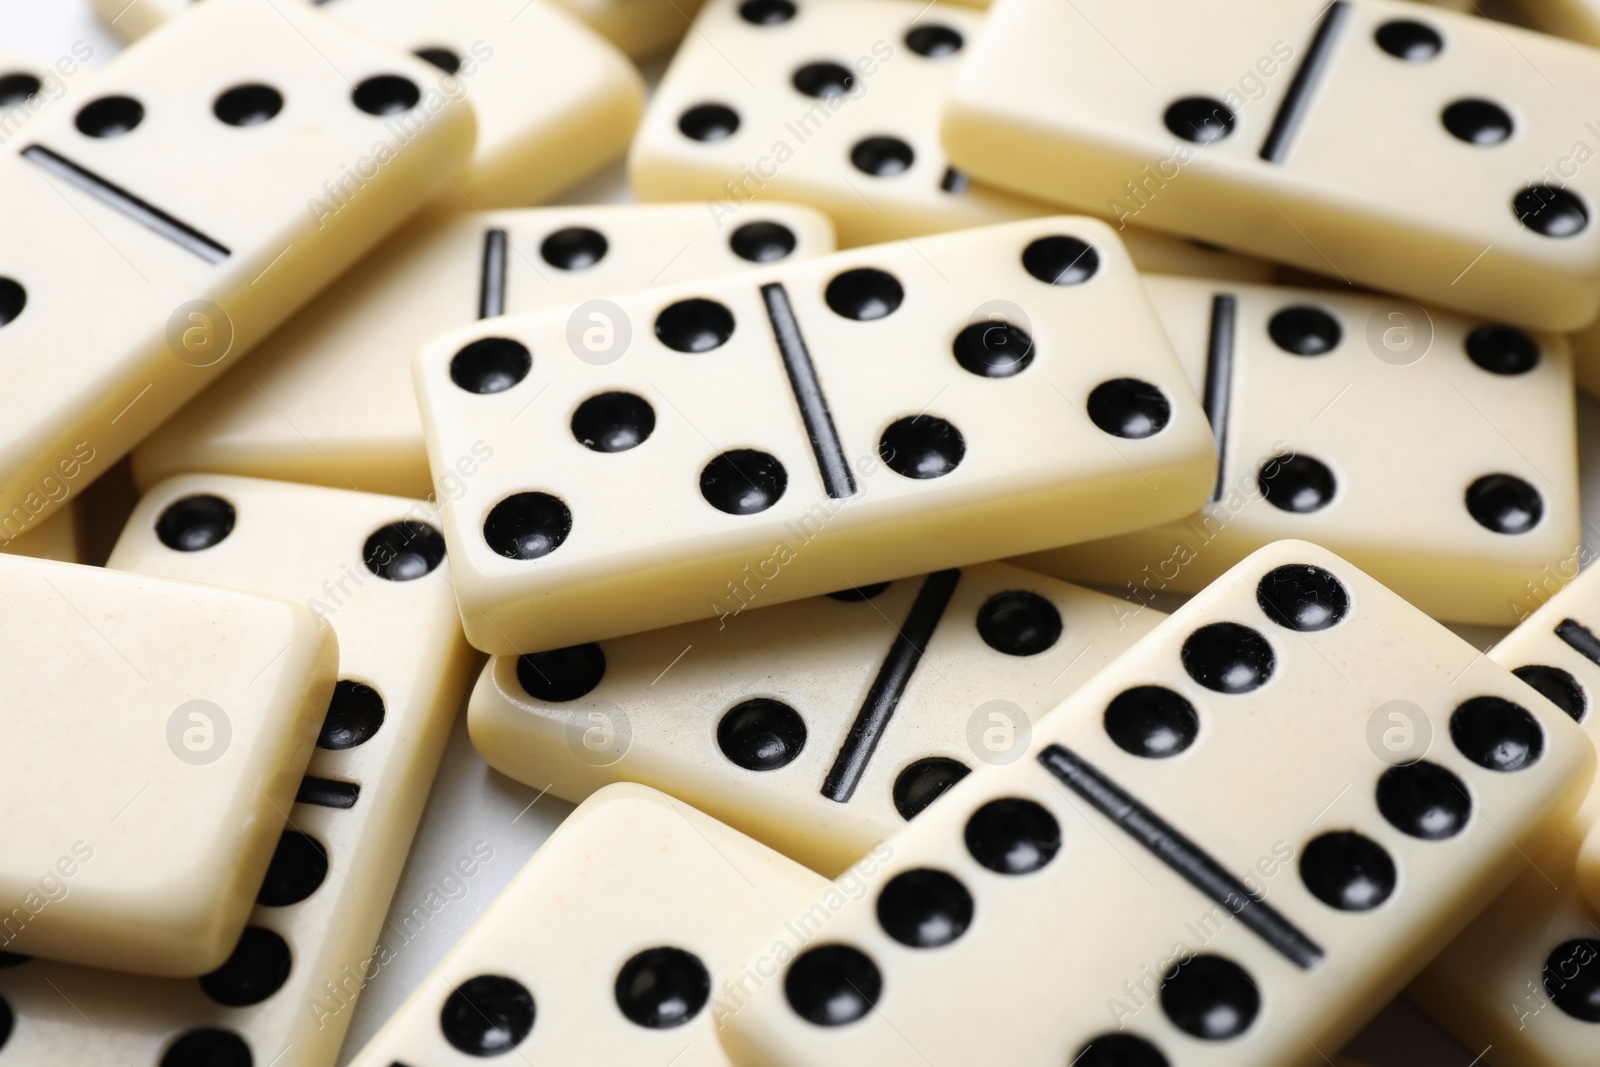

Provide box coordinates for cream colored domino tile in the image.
[132,202,837,500]
[344,784,830,1067]
[471,563,1163,876]
[413,216,1216,655]
[717,541,1595,1066]
[1024,275,1579,628]
[0,0,473,545]
[0,474,476,1064]
[942,0,1600,331]
[0,499,85,563]
[0,555,337,978]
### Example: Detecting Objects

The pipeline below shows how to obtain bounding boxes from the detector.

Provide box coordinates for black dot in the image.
[1181,622,1273,694]
[827,582,890,601]
[0,73,41,108]
[1160,955,1259,1040]
[792,62,855,97]
[256,831,328,907]
[440,974,535,1055]
[1300,831,1396,911]
[517,643,606,702]
[162,1030,251,1067]
[1259,454,1336,513]
[450,337,531,394]
[1268,306,1341,355]
[364,520,445,581]
[1164,97,1235,144]
[539,227,607,270]
[1544,939,1600,1022]
[1513,664,1586,723]
[739,0,795,24]
[1022,236,1099,285]
[213,84,282,126]
[700,449,786,514]
[1442,99,1513,145]
[952,320,1033,378]
[1465,473,1542,534]
[76,95,143,137]
[1087,379,1171,439]
[905,24,963,57]
[200,927,292,1007]
[156,494,236,552]
[615,947,710,1029]
[318,680,385,750]
[655,298,735,353]
[964,797,1060,874]
[414,47,461,74]
[1073,1033,1170,1067]
[1514,185,1589,238]
[851,136,914,177]
[679,103,739,141]
[893,757,969,820]
[1377,761,1471,840]
[1256,563,1349,632]
[784,945,880,1026]
[976,591,1062,656]
[718,698,806,770]
[876,868,973,948]
[1375,19,1442,60]
[825,268,903,320]
[1104,686,1198,759]
[0,278,24,326]
[1465,325,1539,375]
[483,491,572,560]
[1451,695,1544,771]
[880,416,963,479]
[572,392,654,453]
[352,75,420,116]
[730,221,798,262]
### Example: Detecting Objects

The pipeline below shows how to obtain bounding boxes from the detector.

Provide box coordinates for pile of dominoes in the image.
[5,0,1600,1063]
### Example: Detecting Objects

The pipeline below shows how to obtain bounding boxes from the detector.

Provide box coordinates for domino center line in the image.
[761,282,858,499]
[1038,744,1325,970]
[1259,0,1350,164]
[479,228,509,319]
[1202,293,1236,502]
[22,144,231,264]
[1556,617,1600,666]
[821,569,961,803]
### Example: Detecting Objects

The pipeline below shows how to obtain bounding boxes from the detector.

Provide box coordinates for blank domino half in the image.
[415,217,1216,654]
[471,563,1164,876]
[0,475,475,1064]
[718,541,1594,1066]
[0,555,337,977]
[133,203,836,499]
[344,784,830,1066]
[629,0,1273,282]
[942,0,1600,331]
[1027,276,1579,627]
[0,0,473,544]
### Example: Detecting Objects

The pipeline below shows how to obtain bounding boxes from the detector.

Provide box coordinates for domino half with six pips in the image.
[717,541,1594,1066]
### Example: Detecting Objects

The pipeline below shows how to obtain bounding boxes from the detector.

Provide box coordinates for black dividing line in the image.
[22,144,230,264]
[822,569,960,802]
[1039,744,1325,970]
[296,776,361,809]
[479,228,508,319]
[761,282,857,499]
[1556,618,1600,667]
[1202,294,1236,502]
[1259,1,1350,164]
[940,167,970,194]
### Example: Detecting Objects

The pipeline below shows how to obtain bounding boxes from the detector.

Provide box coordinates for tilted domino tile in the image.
[717,541,1594,1067]
[414,216,1217,654]
[0,0,473,545]
[0,555,337,978]
[942,0,1600,331]
[1025,276,1578,627]
[344,784,831,1066]
[628,0,1271,282]
[471,563,1164,876]
[133,203,836,499]
[0,475,475,1065]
